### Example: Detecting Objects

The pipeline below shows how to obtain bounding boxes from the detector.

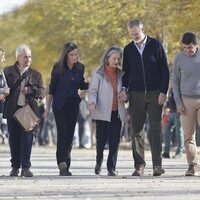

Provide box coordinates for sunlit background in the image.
[0,0,200,84]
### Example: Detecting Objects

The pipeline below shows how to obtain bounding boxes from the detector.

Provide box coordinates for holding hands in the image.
[119,88,128,102]
[88,103,95,113]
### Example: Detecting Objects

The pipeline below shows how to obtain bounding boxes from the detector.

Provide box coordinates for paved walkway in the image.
[0,143,200,200]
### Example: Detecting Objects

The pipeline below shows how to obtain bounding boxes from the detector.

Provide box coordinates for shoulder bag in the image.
[13,104,40,132]
[10,70,40,132]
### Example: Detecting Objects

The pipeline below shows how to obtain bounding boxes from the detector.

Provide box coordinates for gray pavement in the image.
[0,143,200,200]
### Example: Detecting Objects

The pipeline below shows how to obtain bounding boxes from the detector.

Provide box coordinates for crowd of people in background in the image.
[1,18,200,177]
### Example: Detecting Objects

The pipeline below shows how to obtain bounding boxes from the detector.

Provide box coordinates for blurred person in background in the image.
[45,42,88,176]
[0,48,9,144]
[77,90,91,148]
[162,87,184,159]
[0,48,9,107]
[88,46,126,176]
[37,99,49,146]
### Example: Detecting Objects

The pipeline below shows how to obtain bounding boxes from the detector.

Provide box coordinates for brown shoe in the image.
[21,168,33,177]
[153,166,165,176]
[132,168,144,176]
[185,164,198,176]
[9,168,19,177]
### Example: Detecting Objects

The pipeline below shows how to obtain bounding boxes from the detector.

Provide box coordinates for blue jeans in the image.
[163,112,184,155]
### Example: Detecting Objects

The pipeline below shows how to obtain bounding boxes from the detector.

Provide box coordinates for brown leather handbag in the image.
[13,104,40,132]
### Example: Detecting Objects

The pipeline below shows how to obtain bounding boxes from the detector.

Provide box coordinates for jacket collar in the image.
[14,61,31,75]
[96,65,124,80]
[145,35,151,46]
[14,62,22,75]
[131,35,151,48]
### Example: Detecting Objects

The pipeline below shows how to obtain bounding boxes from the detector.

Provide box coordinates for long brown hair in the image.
[57,42,78,74]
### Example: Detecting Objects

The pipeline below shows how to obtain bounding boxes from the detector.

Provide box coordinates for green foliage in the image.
[0,0,200,83]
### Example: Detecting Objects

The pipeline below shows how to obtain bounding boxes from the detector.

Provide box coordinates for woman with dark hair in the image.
[46,42,88,176]
[88,46,126,176]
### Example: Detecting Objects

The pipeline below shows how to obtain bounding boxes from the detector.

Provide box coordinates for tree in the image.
[0,0,199,83]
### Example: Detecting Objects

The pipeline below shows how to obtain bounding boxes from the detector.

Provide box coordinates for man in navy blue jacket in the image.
[120,18,169,176]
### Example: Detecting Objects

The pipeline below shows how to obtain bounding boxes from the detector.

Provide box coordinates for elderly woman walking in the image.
[88,46,126,176]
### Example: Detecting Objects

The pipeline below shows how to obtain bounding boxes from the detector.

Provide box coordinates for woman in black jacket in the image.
[45,42,88,176]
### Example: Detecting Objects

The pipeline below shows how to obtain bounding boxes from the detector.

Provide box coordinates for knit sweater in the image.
[172,49,200,105]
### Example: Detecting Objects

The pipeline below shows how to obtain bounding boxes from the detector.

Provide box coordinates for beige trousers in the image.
[181,97,200,165]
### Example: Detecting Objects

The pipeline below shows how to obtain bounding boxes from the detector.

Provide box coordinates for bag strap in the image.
[10,70,29,94]
[0,69,8,87]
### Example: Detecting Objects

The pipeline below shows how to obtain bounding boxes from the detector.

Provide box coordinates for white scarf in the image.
[17,65,29,106]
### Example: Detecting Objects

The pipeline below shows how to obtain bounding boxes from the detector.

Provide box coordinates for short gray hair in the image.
[127,18,143,29]
[15,44,31,59]
[101,46,123,66]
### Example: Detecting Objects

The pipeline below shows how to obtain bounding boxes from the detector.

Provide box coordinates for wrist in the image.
[122,87,128,91]
[160,93,166,96]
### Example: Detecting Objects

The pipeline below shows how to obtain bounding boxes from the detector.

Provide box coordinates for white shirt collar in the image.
[134,35,147,55]
[134,35,147,46]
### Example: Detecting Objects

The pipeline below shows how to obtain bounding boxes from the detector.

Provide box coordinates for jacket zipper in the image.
[117,87,120,119]
[140,55,147,94]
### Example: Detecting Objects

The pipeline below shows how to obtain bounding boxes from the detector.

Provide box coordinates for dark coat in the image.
[122,35,169,94]
[3,62,46,119]
[49,61,88,109]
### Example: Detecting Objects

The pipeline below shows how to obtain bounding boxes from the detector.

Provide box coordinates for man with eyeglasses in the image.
[172,32,200,176]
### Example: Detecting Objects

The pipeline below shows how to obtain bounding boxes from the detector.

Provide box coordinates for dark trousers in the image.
[77,114,85,147]
[129,91,163,169]
[7,118,33,169]
[53,98,79,168]
[96,111,121,171]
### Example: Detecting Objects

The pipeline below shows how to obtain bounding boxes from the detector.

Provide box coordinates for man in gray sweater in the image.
[172,32,200,176]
